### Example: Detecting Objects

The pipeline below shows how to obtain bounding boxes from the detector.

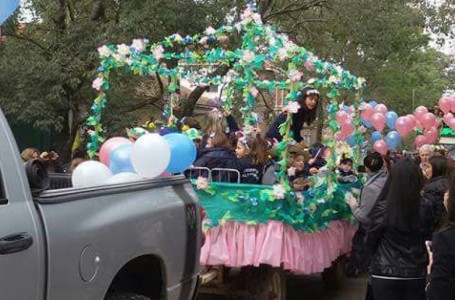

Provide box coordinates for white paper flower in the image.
[153,45,164,61]
[205,26,217,35]
[199,36,208,45]
[92,77,104,91]
[242,50,255,63]
[97,45,112,58]
[287,167,296,177]
[131,39,145,52]
[172,34,184,43]
[283,101,301,114]
[278,48,288,61]
[289,69,303,82]
[250,86,259,98]
[117,44,131,57]
[196,176,209,190]
[273,184,286,200]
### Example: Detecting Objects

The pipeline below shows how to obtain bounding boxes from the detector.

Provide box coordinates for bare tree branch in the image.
[6,32,52,57]
[264,0,328,21]
[91,0,106,21]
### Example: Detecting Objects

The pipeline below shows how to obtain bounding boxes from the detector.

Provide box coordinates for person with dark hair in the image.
[337,157,358,184]
[423,156,449,233]
[426,169,455,300]
[365,158,433,300]
[265,87,319,143]
[345,152,389,276]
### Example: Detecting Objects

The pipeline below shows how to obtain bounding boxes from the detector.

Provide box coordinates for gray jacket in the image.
[352,167,388,227]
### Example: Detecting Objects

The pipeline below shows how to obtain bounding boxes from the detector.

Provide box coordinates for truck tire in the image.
[244,265,286,300]
[105,293,151,300]
[321,255,347,290]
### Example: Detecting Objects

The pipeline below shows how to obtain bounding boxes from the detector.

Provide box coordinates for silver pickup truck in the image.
[0,108,201,300]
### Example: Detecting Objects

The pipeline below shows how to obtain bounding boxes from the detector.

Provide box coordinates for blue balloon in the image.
[385,111,398,130]
[109,144,134,174]
[371,131,382,143]
[347,135,357,147]
[0,0,20,25]
[385,131,402,150]
[164,133,197,173]
[362,119,373,128]
[369,100,378,108]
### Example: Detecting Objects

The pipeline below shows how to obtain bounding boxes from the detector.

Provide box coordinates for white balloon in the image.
[131,133,171,179]
[105,172,142,184]
[72,161,112,188]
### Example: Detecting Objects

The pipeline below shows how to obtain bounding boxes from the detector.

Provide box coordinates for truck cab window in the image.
[0,171,7,205]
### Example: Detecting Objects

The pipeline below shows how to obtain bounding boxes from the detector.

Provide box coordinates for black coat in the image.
[423,176,449,233]
[237,156,263,184]
[365,197,433,278]
[266,113,307,143]
[193,147,239,183]
[427,227,455,300]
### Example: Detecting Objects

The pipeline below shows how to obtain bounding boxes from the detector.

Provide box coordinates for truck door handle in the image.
[0,233,33,254]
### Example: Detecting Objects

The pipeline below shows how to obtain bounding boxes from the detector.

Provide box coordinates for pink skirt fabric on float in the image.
[200,220,357,274]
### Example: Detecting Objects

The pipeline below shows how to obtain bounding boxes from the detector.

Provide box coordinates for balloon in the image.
[0,0,20,25]
[109,144,134,174]
[163,133,197,173]
[415,135,427,148]
[421,113,436,130]
[439,96,452,114]
[424,127,439,144]
[448,118,455,131]
[161,172,172,177]
[374,104,388,115]
[370,113,386,132]
[361,106,374,121]
[443,113,454,125]
[336,111,349,124]
[369,100,378,108]
[99,137,132,166]
[415,121,424,131]
[373,140,388,155]
[450,96,455,113]
[371,131,383,143]
[72,161,113,188]
[347,135,357,147]
[406,114,416,129]
[414,106,428,122]
[396,117,410,137]
[105,172,142,184]
[362,119,373,128]
[385,111,398,130]
[385,131,402,150]
[131,134,171,179]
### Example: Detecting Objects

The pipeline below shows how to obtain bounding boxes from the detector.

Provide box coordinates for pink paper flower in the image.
[242,50,255,63]
[278,49,288,61]
[250,86,259,98]
[92,77,104,91]
[196,176,209,190]
[289,69,303,82]
[117,44,130,56]
[273,184,286,200]
[97,45,112,58]
[131,39,145,52]
[153,45,164,61]
[283,101,301,114]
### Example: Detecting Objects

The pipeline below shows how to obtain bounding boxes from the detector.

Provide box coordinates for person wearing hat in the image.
[266,87,320,143]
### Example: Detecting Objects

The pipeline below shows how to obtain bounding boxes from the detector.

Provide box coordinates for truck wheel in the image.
[244,265,286,300]
[105,293,151,300]
[321,255,347,290]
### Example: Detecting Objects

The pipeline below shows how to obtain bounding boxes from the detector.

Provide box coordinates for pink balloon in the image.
[161,171,171,177]
[361,106,374,121]
[415,135,427,148]
[99,137,133,166]
[450,96,455,113]
[406,114,416,129]
[439,96,452,114]
[443,113,454,125]
[396,117,411,137]
[415,121,424,131]
[421,113,436,130]
[424,127,439,144]
[414,106,428,122]
[449,118,455,131]
[373,140,388,155]
[374,104,388,115]
[336,111,349,124]
[370,113,386,132]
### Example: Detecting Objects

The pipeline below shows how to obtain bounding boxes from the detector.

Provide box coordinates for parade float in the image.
[83,3,455,299]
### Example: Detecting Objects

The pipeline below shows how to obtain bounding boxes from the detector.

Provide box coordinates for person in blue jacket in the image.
[266,87,319,143]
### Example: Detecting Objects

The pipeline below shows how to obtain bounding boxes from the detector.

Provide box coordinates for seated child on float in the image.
[235,133,268,184]
[336,157,358,184]
[288,145,311,191]
[308,143,328,174]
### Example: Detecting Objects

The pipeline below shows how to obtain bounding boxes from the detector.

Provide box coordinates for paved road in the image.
[197,273,368,300]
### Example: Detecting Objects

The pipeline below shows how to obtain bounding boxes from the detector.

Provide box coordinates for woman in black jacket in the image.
[365,158,433,300]
[422,156,449,233]
[265,87,319,143]
[426,170,455,300]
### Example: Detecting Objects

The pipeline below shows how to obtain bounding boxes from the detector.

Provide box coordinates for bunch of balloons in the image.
[72,132,197,188]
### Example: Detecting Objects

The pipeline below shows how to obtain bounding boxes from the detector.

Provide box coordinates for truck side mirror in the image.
[24,159,50,194]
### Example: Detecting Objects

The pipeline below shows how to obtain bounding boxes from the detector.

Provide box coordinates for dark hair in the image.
[291,87,320,136]
[429,156,448,178]
[340,158,353,166]
[363,152,383,173]
[445,168,455,229]
[386,158,423,232]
